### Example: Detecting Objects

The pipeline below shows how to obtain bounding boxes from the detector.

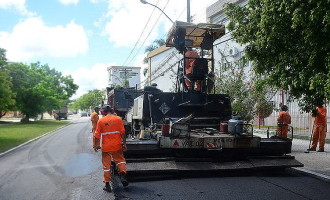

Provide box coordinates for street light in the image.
[140,0,174,23]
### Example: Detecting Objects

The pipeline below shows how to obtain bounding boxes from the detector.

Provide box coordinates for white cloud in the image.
[89,0,104,3]
[58,0,79,5]
[0,0,35,16]
[66,63,112,99]
[0,17,89,62]
[101,0,218,48]
[95,0,217,66]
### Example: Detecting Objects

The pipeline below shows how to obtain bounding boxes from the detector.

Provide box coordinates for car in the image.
[68,111,73,115]
[81,112,88,117]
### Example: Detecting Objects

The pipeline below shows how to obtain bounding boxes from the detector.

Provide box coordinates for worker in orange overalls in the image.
[277,105,291,138]
[308,103,327,152]
[93,105,128,192]
[185,49,201,91]
[90,106,100,143]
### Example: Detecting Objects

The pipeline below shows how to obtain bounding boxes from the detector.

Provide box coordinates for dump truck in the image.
[53,106,68,120]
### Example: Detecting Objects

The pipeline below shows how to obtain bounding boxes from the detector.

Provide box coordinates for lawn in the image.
[0,120,70,153]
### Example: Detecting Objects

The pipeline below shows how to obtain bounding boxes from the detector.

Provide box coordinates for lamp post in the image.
[140,0,174,23]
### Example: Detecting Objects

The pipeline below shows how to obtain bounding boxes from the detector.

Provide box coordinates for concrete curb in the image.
[0,122,72,158]
[289,167,330,183]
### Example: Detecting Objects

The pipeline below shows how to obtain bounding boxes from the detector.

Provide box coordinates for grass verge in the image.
[0,120,70,153]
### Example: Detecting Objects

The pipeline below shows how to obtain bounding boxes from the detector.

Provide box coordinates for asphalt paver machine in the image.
[123,21,303,178]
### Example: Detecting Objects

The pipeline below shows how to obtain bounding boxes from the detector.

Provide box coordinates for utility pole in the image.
[187,0,191,22]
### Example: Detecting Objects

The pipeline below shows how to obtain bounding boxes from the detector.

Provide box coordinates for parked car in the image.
[81,112,88,117]
[68,111,73,115]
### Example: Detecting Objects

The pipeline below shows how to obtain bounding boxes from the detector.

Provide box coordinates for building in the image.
[145,45,182,92]
[107,66,141,88]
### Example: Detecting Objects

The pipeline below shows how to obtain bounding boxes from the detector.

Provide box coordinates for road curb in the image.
[0,122,72,158]
[289,167,330,183]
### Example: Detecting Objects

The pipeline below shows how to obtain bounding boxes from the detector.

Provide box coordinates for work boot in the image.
[317,149,324,152]
[103,182,111,192]
[119,172,129,187]
[307,148,316,151]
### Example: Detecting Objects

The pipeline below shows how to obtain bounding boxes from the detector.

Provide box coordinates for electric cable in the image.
[122,0,160,66]
[127,0,170,66]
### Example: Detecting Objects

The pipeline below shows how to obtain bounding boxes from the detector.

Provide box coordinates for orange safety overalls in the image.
[277,111,291,138]
[311,106,327,150]
[185,50,201,91]
[90,112,99,145]
[94,114,126,182]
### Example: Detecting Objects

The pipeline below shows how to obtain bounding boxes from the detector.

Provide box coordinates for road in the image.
[0,117,329,200]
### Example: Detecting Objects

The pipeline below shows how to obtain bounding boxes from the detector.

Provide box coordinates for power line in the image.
[127,0,170,66]
[121,0,160,66]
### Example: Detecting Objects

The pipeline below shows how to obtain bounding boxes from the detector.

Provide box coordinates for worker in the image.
[276,105,291,138]
[308,103,327,152]
[185,49,201,91]
[93,105,128,192]
[90,106,100,134]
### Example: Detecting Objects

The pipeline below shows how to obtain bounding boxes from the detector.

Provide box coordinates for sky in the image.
[0,0,218,99]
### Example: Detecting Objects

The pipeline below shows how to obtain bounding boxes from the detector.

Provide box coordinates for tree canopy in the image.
[0,49,15,117]
[4,61,78,121]
[216,57,274,122]
[69,89,104,111]
[225,0,330,111]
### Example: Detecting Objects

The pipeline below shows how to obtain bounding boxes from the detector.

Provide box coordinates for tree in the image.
[69,89,103,111]
[0,49,16,118]
[225,0,330,111]
[5,62,78,121]
[216,57,274,122]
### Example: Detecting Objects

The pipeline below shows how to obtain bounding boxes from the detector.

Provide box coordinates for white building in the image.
[146,45,183,92]
[107,66,141,88]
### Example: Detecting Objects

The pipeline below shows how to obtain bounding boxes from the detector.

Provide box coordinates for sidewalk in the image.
[254,130,330,182]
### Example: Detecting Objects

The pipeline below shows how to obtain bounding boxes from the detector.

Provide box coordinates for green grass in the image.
[0,120,70,153]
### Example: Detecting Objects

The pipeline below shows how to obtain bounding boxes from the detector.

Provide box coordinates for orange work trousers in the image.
[277,125,289,138]
[102,149,127,182]
[311,125,326,150]
[185,79,201,91]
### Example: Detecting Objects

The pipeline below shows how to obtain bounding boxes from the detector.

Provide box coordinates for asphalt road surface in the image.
[0,117,329,200]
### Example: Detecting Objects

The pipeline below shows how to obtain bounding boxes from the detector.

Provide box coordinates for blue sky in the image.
[0,0,217,98]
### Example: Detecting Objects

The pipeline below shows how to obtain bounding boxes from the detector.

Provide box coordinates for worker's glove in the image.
[93,146,101,152]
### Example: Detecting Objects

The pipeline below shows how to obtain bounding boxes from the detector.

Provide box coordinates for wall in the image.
[147,47,183,92]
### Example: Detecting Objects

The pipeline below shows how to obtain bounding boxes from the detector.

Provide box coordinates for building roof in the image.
[147,45,172,59]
